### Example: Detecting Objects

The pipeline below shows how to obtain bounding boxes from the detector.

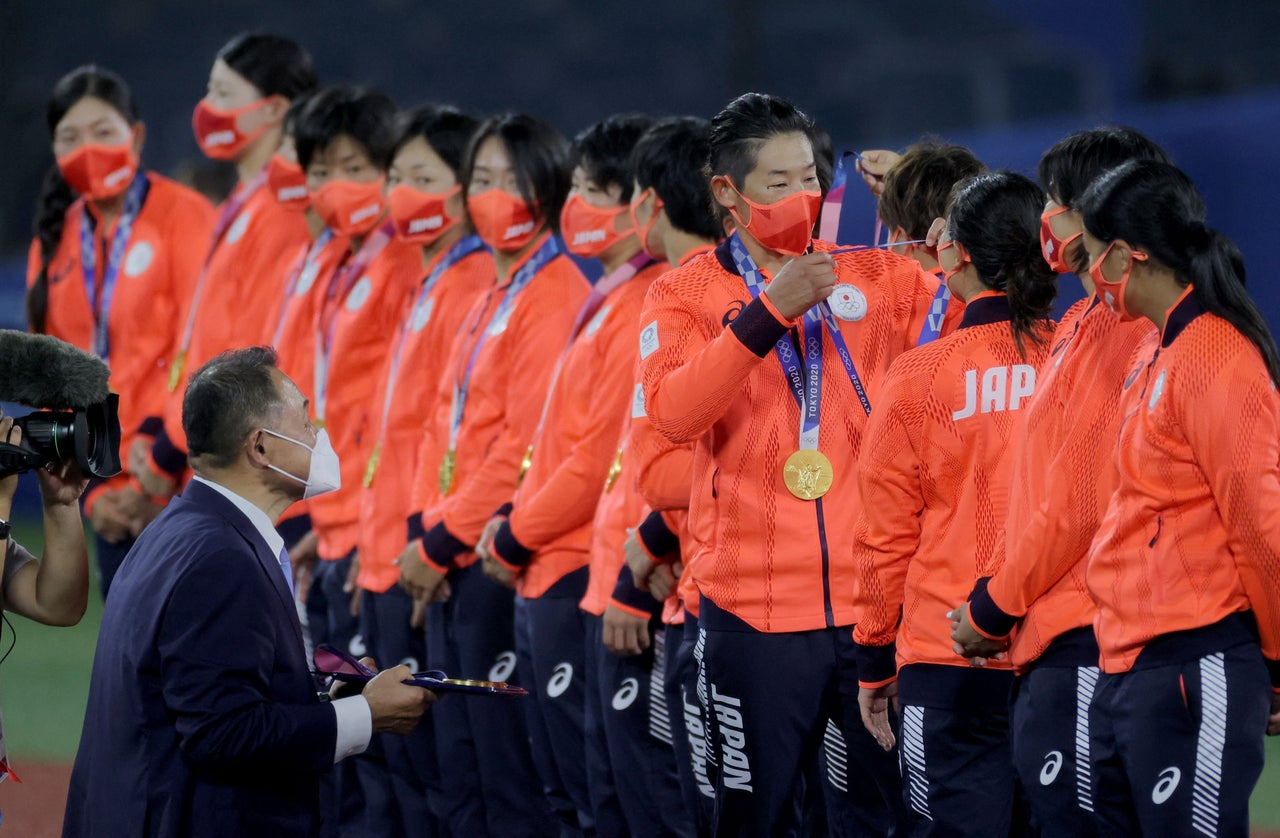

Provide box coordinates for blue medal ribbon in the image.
[727,232,872,442]
[78,173,149,360]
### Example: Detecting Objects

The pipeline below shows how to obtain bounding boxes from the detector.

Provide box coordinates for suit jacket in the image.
[63,480,337,837]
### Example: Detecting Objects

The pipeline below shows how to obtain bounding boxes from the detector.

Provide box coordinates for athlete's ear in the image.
[710,174,747,225]
[130,122,146,158]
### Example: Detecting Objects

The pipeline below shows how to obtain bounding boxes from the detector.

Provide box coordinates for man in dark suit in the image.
[63,347,434,837]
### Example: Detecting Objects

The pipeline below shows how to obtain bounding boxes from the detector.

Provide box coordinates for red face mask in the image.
[57,142,138,200]
[1089,241,1147,321]
[191,99,271,161]
[560,193,633,258]
[936,237,970,291]
[629,187,665,260]
[311,178,387,237]
[728,185,822,257]
[1040,206,1083,274]
[388,184,462,245]
[266,154,309,211]
[467,189,539,252]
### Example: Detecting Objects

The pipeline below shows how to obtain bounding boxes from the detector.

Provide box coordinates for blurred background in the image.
[0,0,1278,833]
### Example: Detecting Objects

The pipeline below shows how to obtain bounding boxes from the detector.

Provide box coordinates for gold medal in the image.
[604,447,624,492]
[517,444,534,485]
[439,448,457,495]
[783,449,834,501]
[167,350,187,393]
[362,444,381,489]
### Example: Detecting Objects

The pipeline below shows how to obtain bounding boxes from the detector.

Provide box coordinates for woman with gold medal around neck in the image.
[637,92,951,836]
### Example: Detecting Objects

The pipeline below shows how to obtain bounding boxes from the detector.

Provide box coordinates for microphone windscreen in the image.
[0,330,110,409]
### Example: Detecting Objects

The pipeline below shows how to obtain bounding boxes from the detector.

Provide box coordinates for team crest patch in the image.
[639,321,659,358]
[631,383,646,418]
[345,277,373,312]
[123,242,153,277]
[828,284,867,321]
[296,262,321,296]
[226,210,252,244]
[1148,370,1167,410]
[586,304,611,336]
[411,297,436,333]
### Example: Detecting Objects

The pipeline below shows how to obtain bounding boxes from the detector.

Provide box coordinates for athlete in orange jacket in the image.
[396,114,584,837]
[948,129,1171,838]
[854,172,1054,837]
[138,34,316,497]
[27,65,216,595]
[1071,160,1280,837]
[639,94,953,837]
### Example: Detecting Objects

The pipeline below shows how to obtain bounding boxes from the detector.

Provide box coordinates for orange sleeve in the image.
[25,238,42,290]
[507,310,637,551]
[439,279,580,545]
[639,276,784,446]
[630,365,694,511]
[852,364,925,649]
[1185,348,1280,662]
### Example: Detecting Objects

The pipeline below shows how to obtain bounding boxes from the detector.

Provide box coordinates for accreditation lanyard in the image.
[78,173,148,360]
[169,171,268,390]
[364,234,487,486]
[313,223,393,425]
[447,236,560,453]
[271,228,335,347]
[728,233,871,459]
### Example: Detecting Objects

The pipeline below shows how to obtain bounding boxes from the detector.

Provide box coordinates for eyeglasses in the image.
[313,644,528,697]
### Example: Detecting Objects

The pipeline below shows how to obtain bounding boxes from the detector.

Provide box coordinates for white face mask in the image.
[261,428,342,499]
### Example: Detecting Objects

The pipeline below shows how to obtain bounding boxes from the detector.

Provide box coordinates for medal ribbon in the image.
[271,228,335,347]
[527,250,655,447]
[728,233,872,451]
[447,235,560,453]
[374,234,486,448]
[313,222,394,424]
[79,173,149,360]
[171,171,268,388]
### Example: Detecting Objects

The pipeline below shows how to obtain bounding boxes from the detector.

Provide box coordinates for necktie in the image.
[278,547,296,598]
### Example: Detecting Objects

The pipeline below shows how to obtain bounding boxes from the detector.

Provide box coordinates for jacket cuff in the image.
[611,565,660,618]
[406,512,426,544]
[490,517,533,571]
[494,502,514,518]
[729,295,791,357]
[81,478,112,518]
[854,639,898,688]
[135,416,164,439]
[967,577,1018,640]
[636,510,679,563]
[149,427,188,478]
[421,521,469,572]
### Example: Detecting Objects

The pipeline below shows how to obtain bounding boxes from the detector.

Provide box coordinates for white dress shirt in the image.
[191,476,372,763]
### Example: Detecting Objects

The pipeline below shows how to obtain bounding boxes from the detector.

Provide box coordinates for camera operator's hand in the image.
[0,415,20,512]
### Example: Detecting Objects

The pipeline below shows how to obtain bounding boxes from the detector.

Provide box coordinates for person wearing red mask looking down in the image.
[947,128,1169,838]
[262,92,352,555]
[397,112,586,836]
[852,172,1055,838]
[133,32,316,515]
[637,92,958,837]
[1069,161,1280,836]
[354,104,494,838]
[26,65,216,597]
[287,83,427,837]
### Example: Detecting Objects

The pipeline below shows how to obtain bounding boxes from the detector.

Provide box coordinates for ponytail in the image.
[947,171,1056,357]
[1080,159,1280,389]
[1188,227,1280,387]
[28,165,76,333]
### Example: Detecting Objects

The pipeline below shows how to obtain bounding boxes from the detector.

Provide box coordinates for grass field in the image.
[0,515,1279,831]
